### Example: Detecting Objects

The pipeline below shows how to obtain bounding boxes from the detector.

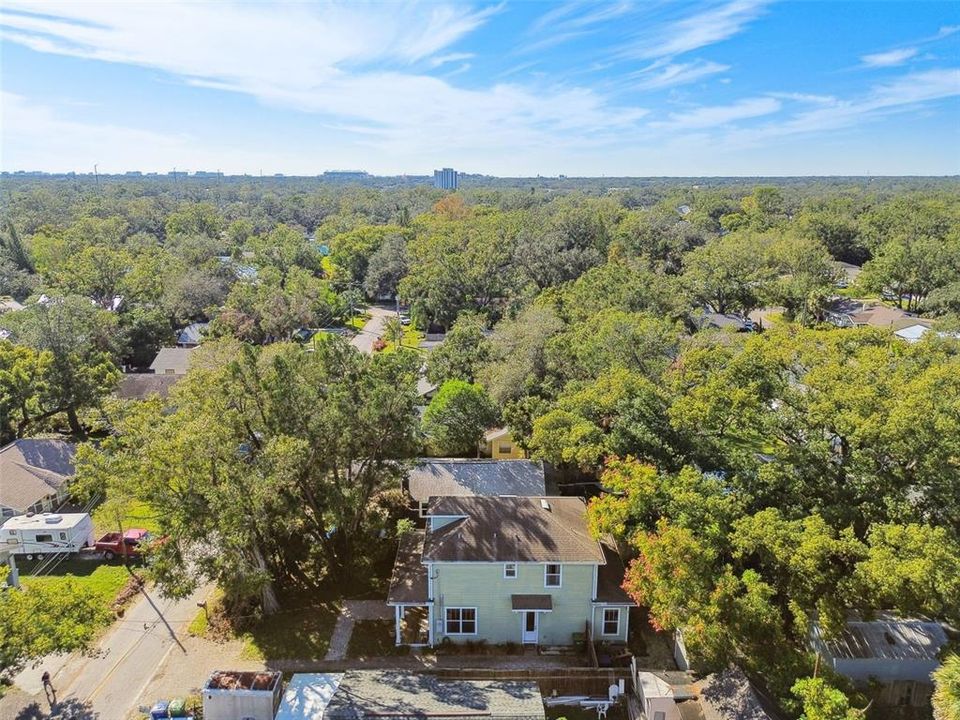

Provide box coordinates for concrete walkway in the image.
[323,600,393,662]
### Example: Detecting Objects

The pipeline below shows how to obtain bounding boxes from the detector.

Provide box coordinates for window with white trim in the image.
[445,607,477,635]
[602,608,621,636]
[504,563,517,579]
[544,563,562,588]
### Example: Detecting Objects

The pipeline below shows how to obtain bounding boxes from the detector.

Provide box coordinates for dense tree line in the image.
[1,175,959,714]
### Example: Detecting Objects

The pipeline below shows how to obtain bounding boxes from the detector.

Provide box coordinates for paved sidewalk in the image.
[323,600,392,661]
[349,307,395,354]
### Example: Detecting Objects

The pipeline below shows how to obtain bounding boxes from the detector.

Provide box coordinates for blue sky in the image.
[1,1,958,176]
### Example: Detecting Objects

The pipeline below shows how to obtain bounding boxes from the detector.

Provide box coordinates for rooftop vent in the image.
[540,499,551,511]
[44,514,63,524]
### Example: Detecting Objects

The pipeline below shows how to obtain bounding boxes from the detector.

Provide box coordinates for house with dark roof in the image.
[0,439,77,518]
[387,495,635,648]
[404,459,547,511]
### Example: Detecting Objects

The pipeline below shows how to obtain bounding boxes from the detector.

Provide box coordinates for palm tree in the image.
[383,317,404,348]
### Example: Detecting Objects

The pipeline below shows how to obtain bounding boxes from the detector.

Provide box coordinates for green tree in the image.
[0,566,110,675]
[0,297,121,434]
[422,380,497,456]
[790,677,863,720]
[425,312,489,385]
[77,339,421,613]
[364,234,408,299]
[681,232,774,314]
[0,340,53,442]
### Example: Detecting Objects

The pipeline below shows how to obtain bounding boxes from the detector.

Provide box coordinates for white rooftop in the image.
[2,512,90,531]
[275,673,343,720]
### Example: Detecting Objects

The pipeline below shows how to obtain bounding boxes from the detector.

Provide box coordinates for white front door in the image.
[522,611,538,644]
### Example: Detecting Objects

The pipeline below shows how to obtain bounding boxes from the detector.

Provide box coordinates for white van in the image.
[1,513,95,559]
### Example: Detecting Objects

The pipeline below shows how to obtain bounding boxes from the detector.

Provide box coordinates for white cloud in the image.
[725,69,960,144]
[430,52,475,68]
[861,47,918,68]
[621,0,770,60]
[0,1,648,163]
[631,60,730,90]
[651,97,781,129]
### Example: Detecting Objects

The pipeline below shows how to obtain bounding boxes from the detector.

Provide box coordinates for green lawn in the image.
[92,499,162,537]
[346,313,370,332]
[382,324,424,353]
[19,559,132,608]
[346,619,409,658]
[240,601,340,661]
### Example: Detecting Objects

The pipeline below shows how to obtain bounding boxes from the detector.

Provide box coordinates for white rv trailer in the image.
[1,513,95,559]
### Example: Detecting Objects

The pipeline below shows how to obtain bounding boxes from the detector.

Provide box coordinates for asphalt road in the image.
[349,306,396,354]
[6,582,210,720]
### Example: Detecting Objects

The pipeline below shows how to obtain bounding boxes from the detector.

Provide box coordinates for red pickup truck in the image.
[94,529,153,560]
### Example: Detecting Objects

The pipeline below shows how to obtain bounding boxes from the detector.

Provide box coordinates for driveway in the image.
[3,583,211,720]
[349,306,396,354]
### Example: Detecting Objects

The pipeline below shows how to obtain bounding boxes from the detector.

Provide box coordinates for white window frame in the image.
[445,607,478,636]
[544,563,562,588]
[602,608,621,636]
[503,563,517,579]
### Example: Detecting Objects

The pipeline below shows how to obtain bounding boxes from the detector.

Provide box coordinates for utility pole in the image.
[93,163,99,189]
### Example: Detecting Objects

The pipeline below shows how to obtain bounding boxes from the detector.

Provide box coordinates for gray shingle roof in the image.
[697,668,781,720]
[325,671,544,720]
[0,439,76,513]
[387,531,428,604]
[423,496,604,564]
[116,373,181,400]
[406,459,546,504]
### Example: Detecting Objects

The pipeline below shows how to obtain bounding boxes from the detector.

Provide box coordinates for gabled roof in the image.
[406,459,546,504]
[596,541,634,604]
[422,496,605,564]
[0,439,76,513]
[483,426,512,442]
[149,347,194,375]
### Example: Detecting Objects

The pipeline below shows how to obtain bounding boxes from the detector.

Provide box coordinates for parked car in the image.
[94,528,154,560]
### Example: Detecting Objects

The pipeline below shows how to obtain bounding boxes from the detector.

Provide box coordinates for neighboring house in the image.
[635,666,782,720]
[387,495,635,648]
[824,299,918,330]
[810,616,949,707]
[149,347,194,375]
[404,459,547,512]
[116,373,181,400]
[481,427,526,459]
[0,439,76,519]
[176,322,209,347]
[276,671,544,720]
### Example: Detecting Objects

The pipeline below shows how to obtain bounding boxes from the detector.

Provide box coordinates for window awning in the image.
[511,594,553,611]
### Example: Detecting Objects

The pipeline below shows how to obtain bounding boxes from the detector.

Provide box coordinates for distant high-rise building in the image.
[433,168,458,191]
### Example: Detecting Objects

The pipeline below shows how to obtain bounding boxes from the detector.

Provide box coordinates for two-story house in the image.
[387,495,635,648]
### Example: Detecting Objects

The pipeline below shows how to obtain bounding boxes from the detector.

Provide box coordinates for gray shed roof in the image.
[325,671,544,720]
[406,459,546,504]
[0,439,76,513]
[177,322,208,346]
[812,617,948,661]
[423,496,605,564]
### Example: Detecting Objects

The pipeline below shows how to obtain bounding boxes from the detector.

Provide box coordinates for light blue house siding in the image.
[430,561,629,646]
